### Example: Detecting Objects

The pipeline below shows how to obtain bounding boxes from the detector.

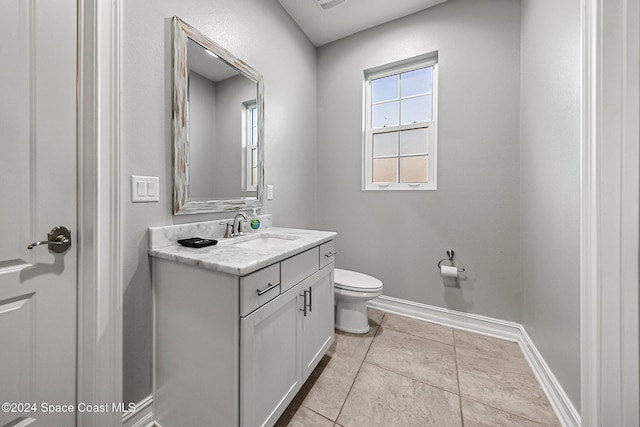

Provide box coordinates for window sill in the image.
[363,183,437,191]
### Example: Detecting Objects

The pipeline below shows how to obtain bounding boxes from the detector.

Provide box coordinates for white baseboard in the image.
[368,295,581,427]
[122,395,154,427]
[517,327,581,426]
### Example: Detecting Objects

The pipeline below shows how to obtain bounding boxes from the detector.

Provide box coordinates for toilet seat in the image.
[334,268,383,293]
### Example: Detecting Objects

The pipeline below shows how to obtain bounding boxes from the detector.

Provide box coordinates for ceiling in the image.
[277,0,450,46]
[188,39,240,82]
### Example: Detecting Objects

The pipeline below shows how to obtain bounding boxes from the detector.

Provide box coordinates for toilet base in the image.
[335,300,370,334]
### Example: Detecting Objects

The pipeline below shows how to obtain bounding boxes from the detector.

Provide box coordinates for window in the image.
[243,101,258,191]
[363,54,438,190]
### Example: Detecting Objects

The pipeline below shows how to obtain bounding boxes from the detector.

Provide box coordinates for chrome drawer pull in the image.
[324,250,337,258]
[300,290,309,317]
[256,282,280,296]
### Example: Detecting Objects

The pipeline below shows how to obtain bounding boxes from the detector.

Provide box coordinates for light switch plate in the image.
[131,176,160,202]
[267,184,274,200]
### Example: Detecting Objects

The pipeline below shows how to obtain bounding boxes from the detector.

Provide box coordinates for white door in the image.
[0,0,77,426]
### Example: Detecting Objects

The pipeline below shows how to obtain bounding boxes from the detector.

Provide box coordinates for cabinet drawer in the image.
[319,240,336,269]
[240,264,281,317]
[281,247,319,292]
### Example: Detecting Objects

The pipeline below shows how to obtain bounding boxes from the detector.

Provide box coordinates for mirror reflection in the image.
[172,16,264,214]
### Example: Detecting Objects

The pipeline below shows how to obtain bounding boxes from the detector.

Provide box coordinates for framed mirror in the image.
[172,16,264,214]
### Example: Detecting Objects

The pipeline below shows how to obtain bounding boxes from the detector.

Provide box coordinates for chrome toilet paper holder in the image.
[437,249,465,272]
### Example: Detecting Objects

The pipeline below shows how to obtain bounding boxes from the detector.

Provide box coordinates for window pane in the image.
[401,67,432,97]
[373,132,398,157]
[248,106,258,145]
[400,128,428,155]
[372,102,399,128]
[401,95,432,125]
[373,158,397,183]
[372,75,398,103]
[251,166,257,187]
[400,156,428,183]
[251,147,257,166]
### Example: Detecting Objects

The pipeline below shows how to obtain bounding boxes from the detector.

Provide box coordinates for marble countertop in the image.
[148,224,336,276]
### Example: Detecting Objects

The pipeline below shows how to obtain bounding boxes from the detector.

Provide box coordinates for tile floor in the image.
[275,308,561,427]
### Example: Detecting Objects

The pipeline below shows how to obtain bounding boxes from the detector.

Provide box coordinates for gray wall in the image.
[187,71,217,198]
[520,0,581,411]
[213,74,257,199]
[316,0,523,321]
[121,0,317,404]
[188,71,256,199]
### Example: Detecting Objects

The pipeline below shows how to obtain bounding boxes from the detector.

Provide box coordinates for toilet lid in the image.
[334,268,383,292]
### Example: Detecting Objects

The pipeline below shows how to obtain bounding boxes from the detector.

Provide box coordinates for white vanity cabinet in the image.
[152,237,335,427]
[241,264,334,427]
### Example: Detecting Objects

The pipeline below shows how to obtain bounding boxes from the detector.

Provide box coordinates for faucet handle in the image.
[219,222,234,238]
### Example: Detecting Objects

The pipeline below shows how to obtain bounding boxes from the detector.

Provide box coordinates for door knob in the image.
[27,226,72,253]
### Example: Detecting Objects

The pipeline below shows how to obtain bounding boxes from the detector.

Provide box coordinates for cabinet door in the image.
[241,282,303,427]
[302,265,335,380]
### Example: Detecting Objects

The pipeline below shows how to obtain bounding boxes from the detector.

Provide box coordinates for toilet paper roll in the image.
[440,265,459,278]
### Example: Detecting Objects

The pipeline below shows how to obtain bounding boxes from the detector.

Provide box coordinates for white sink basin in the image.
[232,236,295,250]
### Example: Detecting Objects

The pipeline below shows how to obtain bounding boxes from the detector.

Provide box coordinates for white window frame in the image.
[242,100,258,192]
[363,53,438,191]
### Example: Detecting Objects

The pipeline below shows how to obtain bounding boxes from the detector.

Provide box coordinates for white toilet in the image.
[334,268,383,334]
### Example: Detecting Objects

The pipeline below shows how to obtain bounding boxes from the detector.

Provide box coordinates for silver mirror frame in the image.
[172,16,264,215]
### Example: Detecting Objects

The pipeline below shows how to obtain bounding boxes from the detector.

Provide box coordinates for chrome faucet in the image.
[232,212,248,236]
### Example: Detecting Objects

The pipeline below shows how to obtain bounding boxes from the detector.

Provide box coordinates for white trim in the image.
[579,0,601,424]
[580,0,640,424]
[129,414,155,427]
[369,295,523,341]
[77,0,122,425]
[132,417,155,427]
[122,395,154,427]
[10,418,37,427]
[365,52,438,78]
[368,295,581,427]
[243,101,258,192]
[518,328,581,427]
